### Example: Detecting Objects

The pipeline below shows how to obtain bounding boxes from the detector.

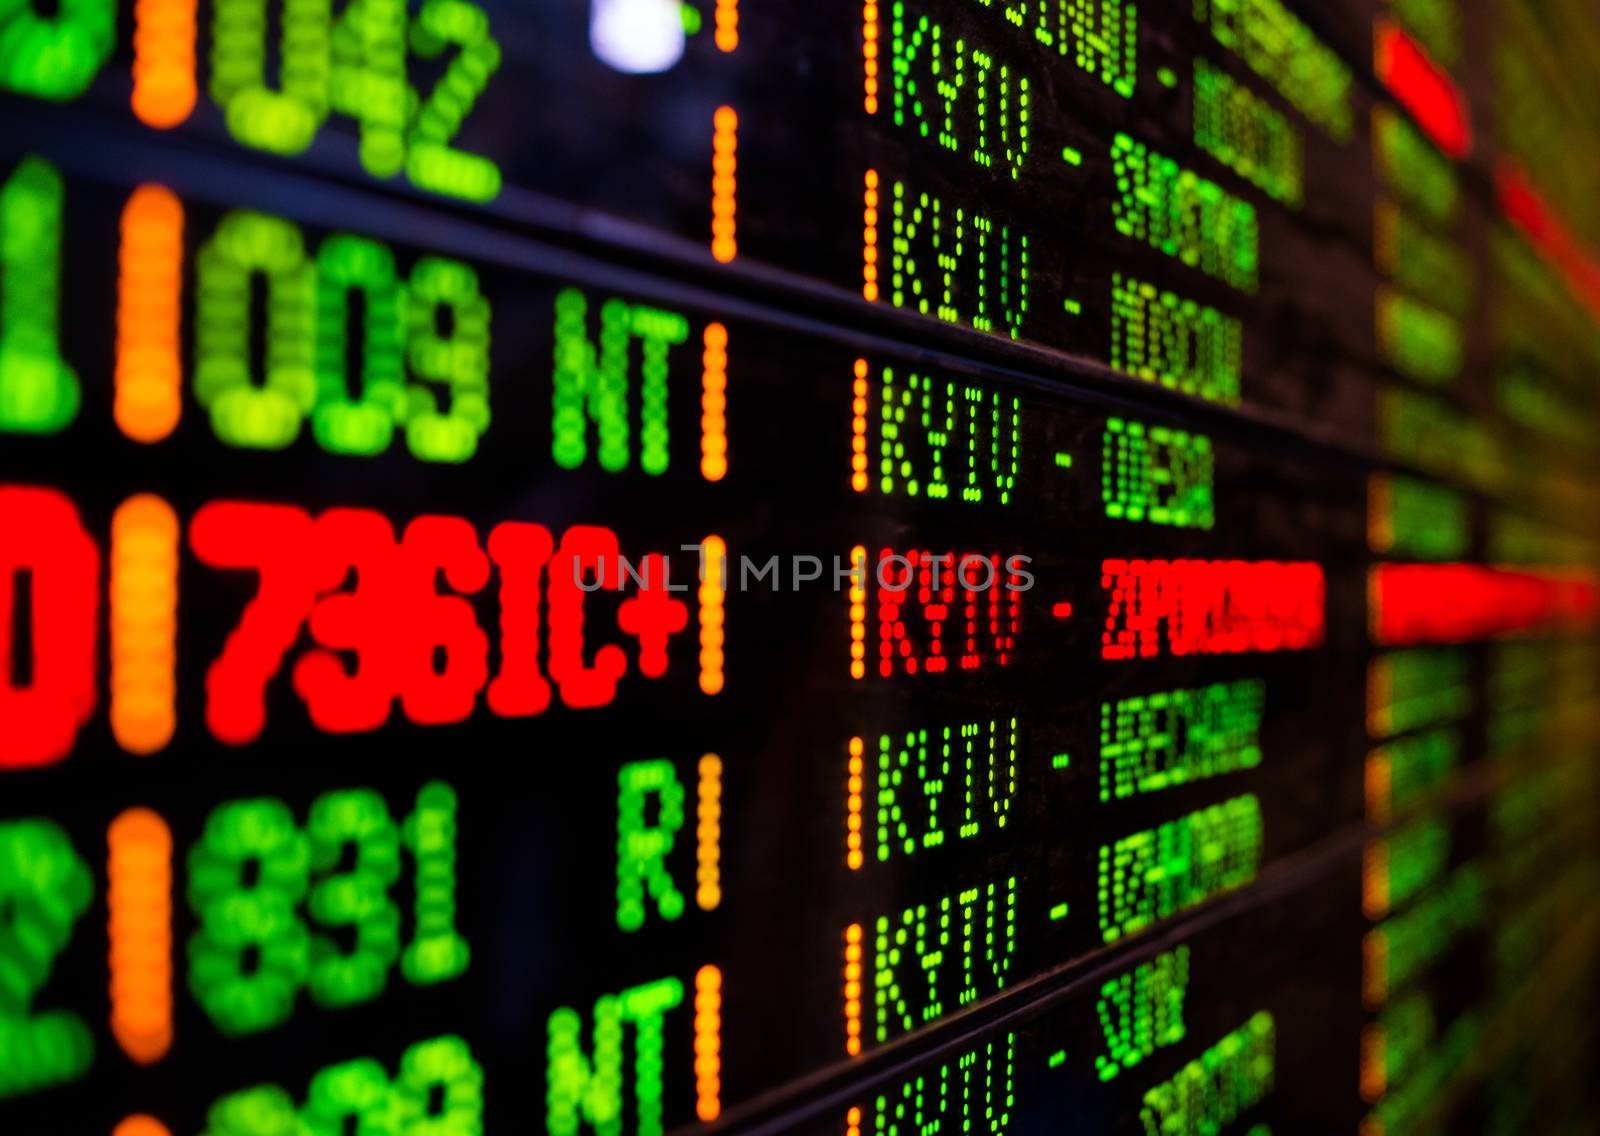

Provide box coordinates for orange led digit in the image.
[698,535,726,695]
[862,171,879,301]
[115,185,184,443]
[701,323,729,482]
[694,965,723,1120]
[846,737,864,869]
[844,923,863,1055]
[111,495,179,755]
[847,1106,863,1136]
[107,808,174,1065]
[697,754,722,911]
[711,107,738,263]
[714,0,737,52]
[131,0,198,128]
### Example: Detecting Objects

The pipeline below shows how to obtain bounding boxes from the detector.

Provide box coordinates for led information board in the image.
[2,0,1599,1134]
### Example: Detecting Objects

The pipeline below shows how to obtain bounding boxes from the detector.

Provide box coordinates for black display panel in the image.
[2,0,1599,1134]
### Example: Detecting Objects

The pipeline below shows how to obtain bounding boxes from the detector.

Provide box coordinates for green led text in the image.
[1139,1012,1275,1136]
[868,365,1021,504]
[552,288,689,476]
[873,717,1018,863]
[887,178,1030,338]
[1096,946,1188,1080]
[1193,59,1303,207]
[1100,680,1263,802]
[1111,134,1258,293]
[872,876,1017,1045]
[1102,417,1214,529]
[547,976,685,1136]
[1110,274,1243,405]
[1098,795,1262,943]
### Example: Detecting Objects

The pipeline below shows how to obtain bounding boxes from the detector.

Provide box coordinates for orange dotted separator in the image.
[863,3,879,113]
[714,0,738,52]
[851,359,869,492]
[698,536,726,695]
[116,186,184,443]
[108,808,174,1065]
[701,324,729,481]
[115,1117,172,1136]
[862,171,880,301]
[131,0,197,128]
[110,494,179,756]
[844,923,864,1055]
[846,738,865,869]
[848,545,868,679]
[695,965,723,1120]
[712,107,738,263]
[697,754,723,909]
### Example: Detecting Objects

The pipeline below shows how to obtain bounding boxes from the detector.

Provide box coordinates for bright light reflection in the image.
[591,0,686,74]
